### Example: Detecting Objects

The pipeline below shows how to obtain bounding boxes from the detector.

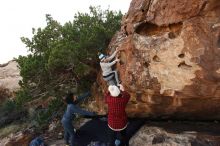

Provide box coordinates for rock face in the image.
[129,122,220,146]
[0,61,21,92]
[93,0,220,119]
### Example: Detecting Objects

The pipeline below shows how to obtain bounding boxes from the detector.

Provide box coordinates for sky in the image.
[0,0,131,64]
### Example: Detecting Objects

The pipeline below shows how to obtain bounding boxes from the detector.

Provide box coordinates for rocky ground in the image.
[1,118,220,146]
[130,121,220,146]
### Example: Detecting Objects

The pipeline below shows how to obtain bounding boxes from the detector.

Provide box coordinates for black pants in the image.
[108,127,129,146]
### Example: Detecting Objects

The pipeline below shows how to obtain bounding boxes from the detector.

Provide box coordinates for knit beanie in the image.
[108,85,120,97]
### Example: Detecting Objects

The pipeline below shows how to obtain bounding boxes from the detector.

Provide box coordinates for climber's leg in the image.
[69,131,76,146]
[112,71,120,85]
[119,128,128,146]
[62,122,70,145]
[64,130,70,145]
[63,122,76,146]
[108,79,116,86]
[103,73,116,85]
[108,127,117,146]
[67,126,76,146]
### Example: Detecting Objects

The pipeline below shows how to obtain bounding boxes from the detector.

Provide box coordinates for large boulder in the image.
[92,0,220,119]
[129,122,220,146]
[0,60,21,92]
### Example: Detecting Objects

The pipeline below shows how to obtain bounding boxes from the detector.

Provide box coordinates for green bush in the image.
[36,98,63,128]
[2,100,16,112]
[15,89,32,107]
[17,6,123,98]
[15,6,123,127]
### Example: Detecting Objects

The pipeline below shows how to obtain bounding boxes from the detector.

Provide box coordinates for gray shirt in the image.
[100,50,118,76]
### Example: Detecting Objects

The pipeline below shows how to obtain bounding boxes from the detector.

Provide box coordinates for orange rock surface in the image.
[92,0,220,120]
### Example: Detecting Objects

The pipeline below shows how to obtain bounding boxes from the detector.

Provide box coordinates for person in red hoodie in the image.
[105,84,130,146]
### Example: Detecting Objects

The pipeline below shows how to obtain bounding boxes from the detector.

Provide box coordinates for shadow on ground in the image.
[76,118,145,146]
[48,118,220,146]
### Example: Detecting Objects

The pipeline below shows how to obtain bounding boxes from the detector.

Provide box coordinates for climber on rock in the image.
[105,84,130,146]
[61,91,96,146]
[99,47,122,86]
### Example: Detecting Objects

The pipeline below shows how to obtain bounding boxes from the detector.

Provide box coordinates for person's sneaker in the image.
[115,139,121,146]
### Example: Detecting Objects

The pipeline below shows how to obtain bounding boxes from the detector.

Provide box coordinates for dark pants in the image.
[108,127,128,146]
[62,121,76,146]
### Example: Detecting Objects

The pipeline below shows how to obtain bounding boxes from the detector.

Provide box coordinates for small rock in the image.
[57,132,63,139]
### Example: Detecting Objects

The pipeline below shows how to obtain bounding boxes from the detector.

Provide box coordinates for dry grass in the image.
[0,123,28,138]
[0,86,11,103]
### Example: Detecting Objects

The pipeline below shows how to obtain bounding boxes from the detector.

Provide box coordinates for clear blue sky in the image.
[0,0,131,64]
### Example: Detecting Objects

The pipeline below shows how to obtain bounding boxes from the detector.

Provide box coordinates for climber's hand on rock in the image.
[115,58,120,62]
[116,47,119,52]
[119,84,125,91]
